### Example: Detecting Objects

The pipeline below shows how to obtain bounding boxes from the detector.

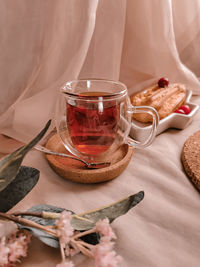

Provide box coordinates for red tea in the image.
[66,92,120,155]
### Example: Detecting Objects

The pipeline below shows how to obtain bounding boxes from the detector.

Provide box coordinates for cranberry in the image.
[179,105,191,115]
[174,109,185,114]
[158,77,169,88]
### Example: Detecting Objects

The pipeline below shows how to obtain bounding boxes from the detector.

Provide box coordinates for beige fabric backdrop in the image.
[0,0,200,141]
[0,1,200,267]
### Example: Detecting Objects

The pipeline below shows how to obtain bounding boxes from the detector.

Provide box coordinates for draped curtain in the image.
[0,0,200,141]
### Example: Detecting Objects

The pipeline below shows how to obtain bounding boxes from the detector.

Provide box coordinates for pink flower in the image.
[95,219,116,240]
[0,237,10,266]
[0,230,31,266]
[93,237,113,257]
[56,260,74,267]
[92,237,122,267]
[56,211,74,245]
[64,242,80,257]
[8,231,31,262]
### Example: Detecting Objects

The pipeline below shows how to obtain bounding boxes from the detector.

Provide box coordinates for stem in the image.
[11,211,59,219]
[70,239,93,258]
[12,211,42,217]
[73,228,96,239]
[0,212,57,237]
[76,240,94,250]
[11,211,93,223]
[59,239,66,261]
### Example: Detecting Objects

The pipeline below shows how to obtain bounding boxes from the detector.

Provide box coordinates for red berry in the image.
[179,105,191,115]
[174,109,185,114]
[158,77,169,88]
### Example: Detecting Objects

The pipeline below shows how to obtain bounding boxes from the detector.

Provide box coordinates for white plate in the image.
[130,89,199,142]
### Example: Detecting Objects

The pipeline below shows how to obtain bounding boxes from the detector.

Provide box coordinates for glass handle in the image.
[127,105,159,148]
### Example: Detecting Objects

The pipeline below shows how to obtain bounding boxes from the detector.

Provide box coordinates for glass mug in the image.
[55,79,159,162]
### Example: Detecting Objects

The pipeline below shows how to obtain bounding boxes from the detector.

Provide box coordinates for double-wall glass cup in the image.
[55,79,159,162]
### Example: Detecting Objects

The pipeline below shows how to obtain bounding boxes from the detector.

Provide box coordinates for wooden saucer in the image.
[181,130,200,191]
[44,133,134,183]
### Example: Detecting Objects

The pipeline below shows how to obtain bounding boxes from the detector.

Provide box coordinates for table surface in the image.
[1,96,200,267]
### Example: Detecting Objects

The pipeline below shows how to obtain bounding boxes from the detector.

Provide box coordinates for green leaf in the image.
[0,120,51,192]
[21,204,71,248]
[21,226,59,248]
[73,191,144,230]
[18,203,100,248]
[20,192,144,247]
[0,166,39,212]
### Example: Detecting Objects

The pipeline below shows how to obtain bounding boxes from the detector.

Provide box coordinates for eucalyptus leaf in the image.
[23,204,94,230]
[21,204,71,248]
[24,204,70,227]
[21,226,59,248]
[73,191,144,230]
[21,204,100,247]
[26,204,71,222]
[0,166,39,212]
[20,192,144,248]
[0,120,51,191]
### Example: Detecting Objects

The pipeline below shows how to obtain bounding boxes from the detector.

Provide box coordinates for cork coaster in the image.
[181,130,200,191]
[44,133,134,184]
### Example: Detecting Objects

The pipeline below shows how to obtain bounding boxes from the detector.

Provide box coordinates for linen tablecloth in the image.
[1,96,199,267]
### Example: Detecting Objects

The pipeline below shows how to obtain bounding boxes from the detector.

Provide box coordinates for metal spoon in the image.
[34,145,111,169]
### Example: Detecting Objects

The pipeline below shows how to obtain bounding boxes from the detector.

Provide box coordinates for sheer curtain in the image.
[0,0,200,142]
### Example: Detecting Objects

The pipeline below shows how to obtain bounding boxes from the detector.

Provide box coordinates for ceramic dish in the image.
[130,89,199,142]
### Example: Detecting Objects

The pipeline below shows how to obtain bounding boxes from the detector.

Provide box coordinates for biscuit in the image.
[130,83,187,123]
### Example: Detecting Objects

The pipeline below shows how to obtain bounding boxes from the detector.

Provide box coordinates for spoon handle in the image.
[34,145,110,169]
